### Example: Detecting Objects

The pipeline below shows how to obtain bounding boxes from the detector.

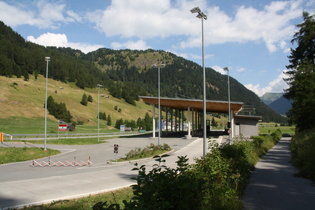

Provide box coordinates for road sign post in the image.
[114,144,119,161]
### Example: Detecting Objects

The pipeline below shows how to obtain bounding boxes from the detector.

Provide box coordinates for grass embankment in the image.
[0,147,60,164]
[0,75,152,134]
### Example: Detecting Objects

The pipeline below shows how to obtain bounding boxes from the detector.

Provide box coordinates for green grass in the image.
[259,123,295,135]
[10,138,109,145]
[22,187,133,210]
[0,147,60,164]
[0,117,119,134]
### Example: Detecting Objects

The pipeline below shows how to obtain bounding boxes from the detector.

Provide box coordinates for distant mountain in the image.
[269,96,292,116]
[260,92,283,105]
[260,93,292,116]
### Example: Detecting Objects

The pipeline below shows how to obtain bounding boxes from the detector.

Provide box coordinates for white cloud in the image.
[236,67,246,72]
[0,0,82,29]
[245,70,289,96]
[111,40,151,50]
[27,33,103,53]
[211,65,227,74]
[86,0,302,53]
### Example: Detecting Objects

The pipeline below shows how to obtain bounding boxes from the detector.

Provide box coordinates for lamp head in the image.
[190,7,201,13]
[223,67,229,71]
[45,57,50,61]
[97,84,103,88]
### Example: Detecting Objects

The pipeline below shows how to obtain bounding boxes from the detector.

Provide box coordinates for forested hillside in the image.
[0,21,286,123]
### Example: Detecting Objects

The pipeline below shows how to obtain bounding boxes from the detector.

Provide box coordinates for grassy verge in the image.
[8,138,110,145]
[290,130,315,182]
[22,187,133,210]
[0,147,60,164]
[259,123,295,135]
[0,117,119,134]
[114,143,171,162]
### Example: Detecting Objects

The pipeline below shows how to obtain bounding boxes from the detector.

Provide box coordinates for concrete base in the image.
[185,135,192,139]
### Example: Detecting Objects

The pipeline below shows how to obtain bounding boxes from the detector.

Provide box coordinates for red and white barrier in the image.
[30,156,92,167]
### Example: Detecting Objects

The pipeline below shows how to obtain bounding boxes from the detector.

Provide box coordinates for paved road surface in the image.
[0,136,210,209]
[242,137,315,210]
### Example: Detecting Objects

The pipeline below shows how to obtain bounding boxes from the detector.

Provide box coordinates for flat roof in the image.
[140,96,244,114]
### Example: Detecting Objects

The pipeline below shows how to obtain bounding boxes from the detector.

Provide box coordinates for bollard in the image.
[0,132,3,143]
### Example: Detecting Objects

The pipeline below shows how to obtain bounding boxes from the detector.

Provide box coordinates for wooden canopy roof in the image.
[140,96,244,114]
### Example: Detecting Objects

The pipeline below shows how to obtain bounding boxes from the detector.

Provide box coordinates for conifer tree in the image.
[285,12,315,131]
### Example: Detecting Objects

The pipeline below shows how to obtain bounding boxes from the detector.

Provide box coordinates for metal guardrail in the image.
[3,131,151,141]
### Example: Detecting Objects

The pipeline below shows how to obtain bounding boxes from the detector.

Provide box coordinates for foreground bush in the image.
[94,131,282,210]
[290,130,315,182]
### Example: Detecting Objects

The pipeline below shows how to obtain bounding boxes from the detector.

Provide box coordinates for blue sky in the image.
[0,0,314,96]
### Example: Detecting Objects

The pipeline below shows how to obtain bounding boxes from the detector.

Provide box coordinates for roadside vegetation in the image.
[114,143,171,162]
[290,130,315,182]
[22,130,282,209]
[282,12,315,183]
[0,147,60,164]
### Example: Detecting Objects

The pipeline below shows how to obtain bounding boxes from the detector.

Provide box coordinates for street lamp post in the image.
[191,7,207,156]
[224,67,231,144]
[97,84,103,143]
[153,64,165,146]
[44,57,50,152]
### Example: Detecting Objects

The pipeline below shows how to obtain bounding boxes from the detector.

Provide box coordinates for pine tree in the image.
[107,114,112,126]
[80,93,88,106]
[285,12,315,131]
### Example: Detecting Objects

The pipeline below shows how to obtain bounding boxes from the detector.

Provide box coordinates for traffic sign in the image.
[58,124,68,131]
[114,144,119,153]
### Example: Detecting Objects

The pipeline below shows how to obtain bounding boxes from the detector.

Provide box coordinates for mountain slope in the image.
[269,96,292,116]
[260,92,283,105]
[0,21,287,123]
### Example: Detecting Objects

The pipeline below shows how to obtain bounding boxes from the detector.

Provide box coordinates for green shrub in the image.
[290,130,315,181]
[124,155,203,210]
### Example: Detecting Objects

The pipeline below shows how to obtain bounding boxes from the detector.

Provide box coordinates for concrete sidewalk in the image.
[242,137,315,210]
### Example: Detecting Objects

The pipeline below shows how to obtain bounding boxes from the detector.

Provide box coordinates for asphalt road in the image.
[242,137,315,210]
[0,136,209,209]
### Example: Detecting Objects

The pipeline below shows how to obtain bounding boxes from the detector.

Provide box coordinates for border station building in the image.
[140,96,262,139]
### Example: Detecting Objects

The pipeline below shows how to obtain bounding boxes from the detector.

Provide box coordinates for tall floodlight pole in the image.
[224,67,231,144]
[191,7,207,156]
[44,57,50,152]
[97,84,103,142]
[153,64,165,146]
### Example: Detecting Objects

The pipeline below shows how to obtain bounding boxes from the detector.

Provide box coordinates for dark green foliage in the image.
[124,155,203,210]
[98,112,107,120]
[290,130,315,182]
[80,93,88,106]
[115,114,152,130]
[94,131,282,209]
[115,118,124,130]
[46,96,72,122]
[285,12,315,131]
[88,95,93,102]
[107,114,112,126]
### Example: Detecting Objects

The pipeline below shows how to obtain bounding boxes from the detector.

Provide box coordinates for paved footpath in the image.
[242,137,315,210]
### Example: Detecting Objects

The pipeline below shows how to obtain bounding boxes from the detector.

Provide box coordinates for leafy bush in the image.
[95,130,283,209]
[290,130,315,181]
[124,155,203,210]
